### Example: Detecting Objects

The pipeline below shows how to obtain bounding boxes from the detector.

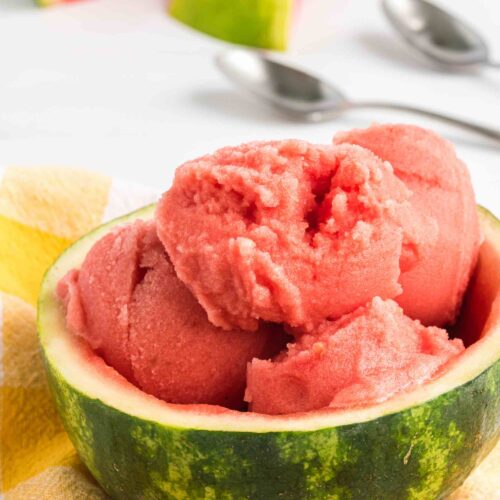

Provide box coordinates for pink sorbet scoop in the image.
[157,140,436,331]
[57,220,286,409]
[334,124,481,326]
[246,297,464,415]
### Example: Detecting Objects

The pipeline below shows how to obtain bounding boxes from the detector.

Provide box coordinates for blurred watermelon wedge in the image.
[168,0,346,51]
[35,0,83,6]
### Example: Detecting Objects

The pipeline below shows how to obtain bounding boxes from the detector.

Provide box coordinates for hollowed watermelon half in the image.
[38,205,500,500]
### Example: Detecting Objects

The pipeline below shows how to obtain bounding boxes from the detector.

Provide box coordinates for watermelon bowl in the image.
[37,205,500,500]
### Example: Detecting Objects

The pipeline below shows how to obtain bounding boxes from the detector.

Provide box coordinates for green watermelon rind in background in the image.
[168,0,293,51]
[34,0,59,5]
[35,0,293,51]
[38,205,500,500]
[34,0,75,6]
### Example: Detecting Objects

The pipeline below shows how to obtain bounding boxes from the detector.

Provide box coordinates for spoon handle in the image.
[349,101,500,142]
[486,60,500,69]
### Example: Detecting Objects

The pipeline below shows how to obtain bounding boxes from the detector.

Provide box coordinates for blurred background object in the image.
[36,0,348,51]
[35,0,86,6]
[168,0,348,51]
[0,0,498,215]
[216,49,500,141]
[382,0,500,69]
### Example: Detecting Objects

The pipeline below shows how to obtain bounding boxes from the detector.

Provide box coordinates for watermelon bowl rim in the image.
[37,204,500,434]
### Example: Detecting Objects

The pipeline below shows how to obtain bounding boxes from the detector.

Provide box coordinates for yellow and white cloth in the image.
[0,166,497,499]
[0,167,157,498]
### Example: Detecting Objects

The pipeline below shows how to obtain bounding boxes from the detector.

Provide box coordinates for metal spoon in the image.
[382,0,499,68]
[216,50,500,142]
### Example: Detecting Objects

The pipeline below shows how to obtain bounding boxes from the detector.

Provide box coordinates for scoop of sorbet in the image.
[334,124,480,326]
[57,220,286,409]
[245,298,464,415]
[157,141,435,331]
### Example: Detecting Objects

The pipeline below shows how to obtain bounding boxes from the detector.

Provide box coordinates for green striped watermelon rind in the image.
[38,205,500,500]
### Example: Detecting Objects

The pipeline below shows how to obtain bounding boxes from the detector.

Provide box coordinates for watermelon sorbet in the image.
[57,220,286,410]
[58,124,478,414]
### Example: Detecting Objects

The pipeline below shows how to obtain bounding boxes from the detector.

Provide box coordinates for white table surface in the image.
[0,0,499,214]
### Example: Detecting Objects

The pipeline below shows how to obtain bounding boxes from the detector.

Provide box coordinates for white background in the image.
[0,0,499,213]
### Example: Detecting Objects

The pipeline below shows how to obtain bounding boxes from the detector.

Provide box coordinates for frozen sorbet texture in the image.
[246,298,464,415]
[334,124,480,326]
[57,124,479,415]
[157,140,435,331]
[57,220,285,409]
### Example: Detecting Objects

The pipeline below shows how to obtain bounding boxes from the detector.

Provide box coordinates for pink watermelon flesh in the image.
[157,141,436,332]
[57,220,286,410]
[334,124,481,327]
[246,298,464,415]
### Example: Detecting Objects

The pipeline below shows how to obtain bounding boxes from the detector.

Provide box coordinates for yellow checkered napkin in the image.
[0,166,498,499]
[0,167,157,498]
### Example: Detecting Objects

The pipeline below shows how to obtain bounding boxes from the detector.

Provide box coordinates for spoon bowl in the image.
[216,49,500,142]
[216,50,349,117]
[382,0,496,68]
